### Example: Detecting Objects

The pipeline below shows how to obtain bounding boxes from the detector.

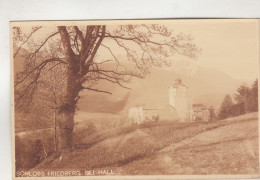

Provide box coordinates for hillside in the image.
[78,65,242,114]
[14,52,242,114]
[32,112,259,175]
[193,93,226,110]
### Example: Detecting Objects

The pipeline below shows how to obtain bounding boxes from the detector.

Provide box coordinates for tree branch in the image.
[100,44,121,67]
[58,26,75,60]
[27,32,60,61]
[85,25,106,66]
[82,87,112,94]
[15,58,66,87]
[105,32,188,56]
[88,69,143,78]
[73,26,84,46]
[14,26,42,58]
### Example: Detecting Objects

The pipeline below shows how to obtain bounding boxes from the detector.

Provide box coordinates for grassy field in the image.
[32,112,259,175]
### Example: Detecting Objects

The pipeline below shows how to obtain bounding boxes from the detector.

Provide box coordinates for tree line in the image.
[218,79,258,120]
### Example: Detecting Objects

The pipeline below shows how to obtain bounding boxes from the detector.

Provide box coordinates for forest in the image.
[218,79,258,119]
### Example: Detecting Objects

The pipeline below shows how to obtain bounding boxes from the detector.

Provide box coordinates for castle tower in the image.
[168,79,188,122]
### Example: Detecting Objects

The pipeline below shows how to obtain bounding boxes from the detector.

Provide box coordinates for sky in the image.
[13,19,259,83]
[165,19,259,83]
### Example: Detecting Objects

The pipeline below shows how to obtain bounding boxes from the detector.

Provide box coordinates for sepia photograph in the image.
[11,19,259,179]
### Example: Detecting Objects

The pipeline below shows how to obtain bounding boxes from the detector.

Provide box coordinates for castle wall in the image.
[175,96,188,122]
[168,84,189,122]
[168,86,176,108]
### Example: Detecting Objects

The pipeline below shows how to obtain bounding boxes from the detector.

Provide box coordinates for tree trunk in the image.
[57,74,79,151]
[57,26,80,152]
[57,106,75,151]
[54,106,57,152]
[55,63,80,151]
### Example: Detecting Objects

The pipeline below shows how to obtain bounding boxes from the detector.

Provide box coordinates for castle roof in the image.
[172,83,187,88]
[171,79,187,88]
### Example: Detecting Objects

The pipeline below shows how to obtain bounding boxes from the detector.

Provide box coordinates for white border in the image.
[2,0,260,179]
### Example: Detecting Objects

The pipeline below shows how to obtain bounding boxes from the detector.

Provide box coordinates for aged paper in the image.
[11,19,260,179]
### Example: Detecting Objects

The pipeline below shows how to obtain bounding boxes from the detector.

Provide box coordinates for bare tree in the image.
[37,62,67,152]
[13,24,200,152]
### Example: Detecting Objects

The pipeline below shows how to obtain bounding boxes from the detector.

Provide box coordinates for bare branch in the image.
[73,26,84,45]
[27,32,60,61]
[82,87,112,94]
[100,44,121,67]
[85,25,106,66]
[92,59,113,65]
[58,26,75,60]
[88,69,143,79]
[14,26,42,58]
[15,58,66,87]
[105,32,195,57]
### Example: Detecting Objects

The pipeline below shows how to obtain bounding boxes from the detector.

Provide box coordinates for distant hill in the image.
[77,88,130,114]
[189,66,242,111]
[192,93,226,110]
[14,48,243,113]
[78,65,242,114]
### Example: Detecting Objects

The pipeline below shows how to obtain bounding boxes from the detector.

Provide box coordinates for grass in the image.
[31,112,259,176]
[120,118,259,175]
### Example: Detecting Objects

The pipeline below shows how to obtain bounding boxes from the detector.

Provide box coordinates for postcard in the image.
[10,19,260,179]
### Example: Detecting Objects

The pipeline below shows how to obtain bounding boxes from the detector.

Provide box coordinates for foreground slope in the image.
[34,112,259,175]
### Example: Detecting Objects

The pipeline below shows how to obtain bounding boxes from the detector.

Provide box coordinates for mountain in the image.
[14,48,243,114]
[78,65,242,114]
[189,66,242,110]
[192,93,226,110]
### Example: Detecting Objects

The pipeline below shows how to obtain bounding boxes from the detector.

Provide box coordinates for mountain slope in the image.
[14,52,242,114]
[78,66,242,113]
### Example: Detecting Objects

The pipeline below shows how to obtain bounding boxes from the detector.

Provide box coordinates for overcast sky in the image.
[167,19,259,83]
[13,19,259,83]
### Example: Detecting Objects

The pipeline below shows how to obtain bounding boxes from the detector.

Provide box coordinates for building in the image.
[168,79,190,122]
[143,108,159,122]
[127,79,215,124]
[128,106,144,125]
[192,104,215,122]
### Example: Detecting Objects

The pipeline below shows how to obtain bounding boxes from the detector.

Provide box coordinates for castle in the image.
[168,79,214,123]
[127,79,213,124]
[168,79,192,122]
